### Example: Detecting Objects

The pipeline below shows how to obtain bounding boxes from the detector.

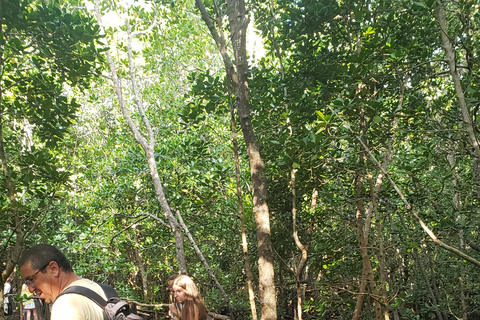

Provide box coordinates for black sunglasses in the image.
[24,262,50,286]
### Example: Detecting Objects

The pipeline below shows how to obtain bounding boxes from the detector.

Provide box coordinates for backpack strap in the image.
[55,284,143,320]
[57,285,108,310]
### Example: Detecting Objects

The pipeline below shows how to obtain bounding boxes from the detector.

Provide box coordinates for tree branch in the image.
[195,0,237,85]
[126,18,155,146]
[132,12,158,37]
[330,107,480,268]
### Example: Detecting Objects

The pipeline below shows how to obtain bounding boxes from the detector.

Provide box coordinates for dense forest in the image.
[2,0,480,319]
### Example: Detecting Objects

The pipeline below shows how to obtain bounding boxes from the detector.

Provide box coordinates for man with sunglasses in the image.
[19,244,107,320]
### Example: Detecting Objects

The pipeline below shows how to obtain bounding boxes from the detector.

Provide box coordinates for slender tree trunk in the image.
[412,250,444,320]
[427,254,448,320]
[473,158,480,199]
[447,144,469,319]
[133,230,148,298]
[370,78,405,320]
[352,105,367,320]
[353,174,382,320]
[94,1,187,273]
[459,232,468,320]
[230,105,258,320]
[195,0,277,318]
[0,5,5,318]
[375,211,389,320]
[351,105,382,320]
[228,1,277,315]
[391,310,400,320]
[435,0,480,197]
[290,169,310,320]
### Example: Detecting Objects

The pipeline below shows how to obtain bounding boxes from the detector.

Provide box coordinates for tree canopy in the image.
[2,0,480,319]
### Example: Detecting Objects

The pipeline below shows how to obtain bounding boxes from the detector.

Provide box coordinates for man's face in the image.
[20,261,57,303]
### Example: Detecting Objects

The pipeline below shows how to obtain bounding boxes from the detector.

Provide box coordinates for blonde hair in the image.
[172,275,208,320]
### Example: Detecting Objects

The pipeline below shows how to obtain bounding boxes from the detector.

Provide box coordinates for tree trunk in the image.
[427,254,447,320]
[351,105,382,320]
[447,143,468,320]
[94,1,187,273]
[376,212,389,320]
[195,0,277,318]
[227,0,277,316]
[351,104,367,320]
[290,168,310,320]
[133,230,148,298]
[473,158,480,199]
[0,6,5,317]
[371,78,405,320]
[434,0,480,195]
[459,233,468,320]
[230,105,258,320]
[412,250,444,320]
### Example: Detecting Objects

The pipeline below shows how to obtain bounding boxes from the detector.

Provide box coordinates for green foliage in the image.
[0,0,104,278]
[4,0,480,319]
[248,0,480,318]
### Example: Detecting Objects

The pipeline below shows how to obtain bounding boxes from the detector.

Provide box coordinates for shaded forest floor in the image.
[5,309,20,320]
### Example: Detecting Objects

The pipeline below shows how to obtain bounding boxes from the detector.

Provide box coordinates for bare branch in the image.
[132,13,158,37]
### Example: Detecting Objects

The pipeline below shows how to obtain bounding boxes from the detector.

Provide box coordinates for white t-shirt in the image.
[51,279,107,320]
[4,282,11,313]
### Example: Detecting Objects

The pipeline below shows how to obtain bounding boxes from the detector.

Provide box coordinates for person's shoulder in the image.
[68,278,100,288]
[53,279,106,320]
[66,278,107,299]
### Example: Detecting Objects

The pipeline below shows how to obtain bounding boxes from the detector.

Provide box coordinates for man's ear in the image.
[48,261,61,277]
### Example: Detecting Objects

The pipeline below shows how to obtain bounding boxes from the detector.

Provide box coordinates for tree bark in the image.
[371,77,405,320]
[133,230,148,298]
[412,250,444,320]
[447,143,468,320]
[376,212,389,320]
[435,0,480,195]
[351,104,382,320]
[230,105,258,320]
[195,0,277,318]
[290,169,310,320]
[227,0,277,317]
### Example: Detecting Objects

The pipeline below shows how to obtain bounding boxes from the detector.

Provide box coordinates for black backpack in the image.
[57,283,146,320]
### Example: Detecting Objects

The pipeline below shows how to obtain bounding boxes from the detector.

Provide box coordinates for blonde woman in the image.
[21,283,38,320]
[170,275,208,320]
